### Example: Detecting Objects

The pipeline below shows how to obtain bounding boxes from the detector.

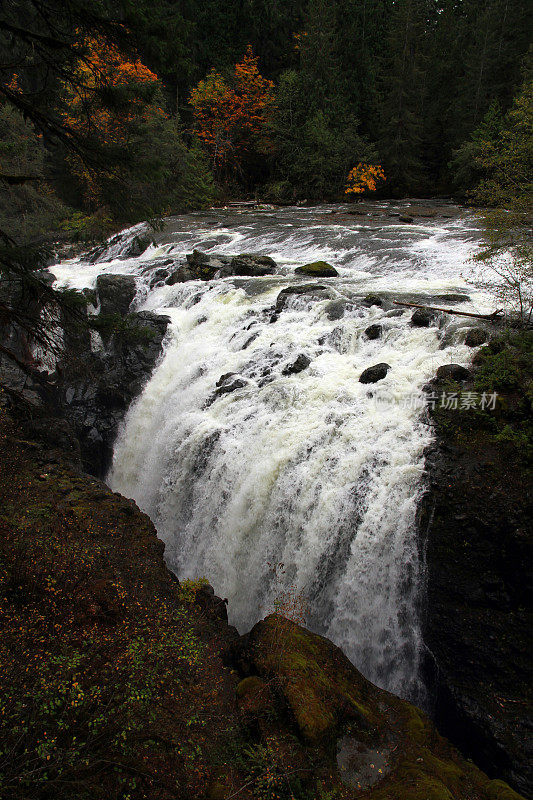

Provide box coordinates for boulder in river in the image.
[365,324,383,340]
[184,250,277,280]
[436,363,471,382]
[363,293,383,307]
[96,274,136,316]
[215,373,248,396]
[166,264,194,285]
[359,363,391,383]
[411,307,437,327]
[295,261,338,277]
[325,299,347,320]
[282,354,311,375]
[186,250,233,279]
[230,254,276,276]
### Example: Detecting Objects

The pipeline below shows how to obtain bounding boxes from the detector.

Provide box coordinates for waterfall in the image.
[54,204,487,702]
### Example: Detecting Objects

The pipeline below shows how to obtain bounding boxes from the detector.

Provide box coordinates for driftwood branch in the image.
[392,300,504,321]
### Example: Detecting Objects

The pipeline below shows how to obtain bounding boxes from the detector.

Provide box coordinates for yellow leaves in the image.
[345,163,386,194]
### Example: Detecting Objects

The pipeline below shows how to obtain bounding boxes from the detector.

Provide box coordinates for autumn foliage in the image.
[190,45,274,179]
[62,35,164,206]
[345,162,386,194]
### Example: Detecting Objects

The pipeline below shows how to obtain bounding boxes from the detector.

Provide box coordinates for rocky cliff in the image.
[419,331,533,797]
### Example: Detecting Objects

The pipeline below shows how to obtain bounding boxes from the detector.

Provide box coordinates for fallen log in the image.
[393,300,504,321]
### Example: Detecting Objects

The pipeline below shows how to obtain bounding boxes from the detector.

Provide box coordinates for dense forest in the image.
[1,0,531,246]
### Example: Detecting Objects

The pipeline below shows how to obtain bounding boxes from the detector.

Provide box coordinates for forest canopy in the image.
[0,0,531,239]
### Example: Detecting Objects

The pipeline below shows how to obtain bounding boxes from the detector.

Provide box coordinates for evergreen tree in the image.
[377,0,431,195]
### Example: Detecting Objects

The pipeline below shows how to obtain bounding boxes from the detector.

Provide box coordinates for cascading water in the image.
[53,203,489,703]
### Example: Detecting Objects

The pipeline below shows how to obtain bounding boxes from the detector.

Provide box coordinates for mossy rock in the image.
[295,261,338,277]
[484,779,526,800]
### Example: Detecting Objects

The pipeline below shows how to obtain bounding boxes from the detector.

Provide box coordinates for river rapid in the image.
[53,202,490,703]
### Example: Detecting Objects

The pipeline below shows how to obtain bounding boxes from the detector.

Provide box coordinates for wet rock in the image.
[216,372,237,387]
[365,324,383,340]
[166,264,194,284]
[275,284,329,313]
[363,293,383,307]
[282,354,311,375]
[399,214,414,223]
[465,328,488,347]
[325,299,347,320]
[318,326,347,353]
[120,235,153,260]
[230,254,276,276]
[359,363,390,383]
[241,332,260,350]
[215,375,247,395]
[96,274,136,316]
[186,250,233,280]
[411,308,437,327]
[149,268,169,288]
[436,364,471,382]
[295,261,338,277]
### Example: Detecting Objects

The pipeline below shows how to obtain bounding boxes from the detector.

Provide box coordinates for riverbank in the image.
[0,405,527,800]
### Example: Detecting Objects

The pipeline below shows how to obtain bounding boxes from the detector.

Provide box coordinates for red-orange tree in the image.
[190,45,274,182]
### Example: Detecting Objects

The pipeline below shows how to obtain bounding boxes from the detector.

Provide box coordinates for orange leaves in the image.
[62,34,165,207]
[345,163,386,194]
[190,45,274,175]
[63,34,162,143]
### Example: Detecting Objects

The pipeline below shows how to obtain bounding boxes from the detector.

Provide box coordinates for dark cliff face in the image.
[419,332,533,797]
[0,272,170,478]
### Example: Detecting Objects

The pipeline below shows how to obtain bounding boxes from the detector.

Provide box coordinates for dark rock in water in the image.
[399,215,414,223]
[166,264,193,285]
[365,324,383,340]
[96,274,136,316]
[186,250,233,280]
[359,363,390,383]
[230,254,276,276]
[149,268,169,288]
[275,284,329,313]
[120,235,153,260]
[465,328,488,347]
[216,372,237,387]
[363,293,383,307]
[242,332,260,349]
[436,363,471,382]
[295,261,338,277]
[411,308,437,327]
[82,287,97,307]
[434,293,471,302]
[282,354,311,375]
[215,376,247,396]
[325,299,347,320]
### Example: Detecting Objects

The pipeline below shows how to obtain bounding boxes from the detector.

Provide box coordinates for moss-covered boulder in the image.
[295,261,338,277]
[230,615,527,798]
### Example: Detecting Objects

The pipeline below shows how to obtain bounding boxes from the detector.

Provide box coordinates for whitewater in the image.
[53,203,490,702]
